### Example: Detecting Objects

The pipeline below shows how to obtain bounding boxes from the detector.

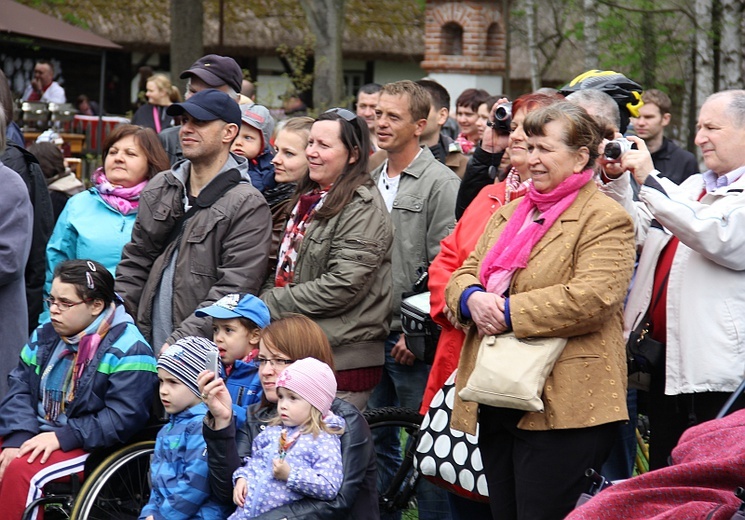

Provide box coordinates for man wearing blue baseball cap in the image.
[116,89,272,354]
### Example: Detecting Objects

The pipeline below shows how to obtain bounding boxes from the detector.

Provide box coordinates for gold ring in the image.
[201,392,208,400]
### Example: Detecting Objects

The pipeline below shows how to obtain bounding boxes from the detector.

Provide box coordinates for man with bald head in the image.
[602,89,745,470]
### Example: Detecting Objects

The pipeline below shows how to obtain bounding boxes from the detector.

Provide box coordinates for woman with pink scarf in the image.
[444,102,637,520]
[41,124,169,326]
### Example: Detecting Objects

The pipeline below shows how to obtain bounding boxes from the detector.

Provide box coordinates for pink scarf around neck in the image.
[93,167,147,215]
[480,168,594,295]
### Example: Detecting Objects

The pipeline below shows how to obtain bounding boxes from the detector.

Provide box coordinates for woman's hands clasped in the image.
[466,291,508,337]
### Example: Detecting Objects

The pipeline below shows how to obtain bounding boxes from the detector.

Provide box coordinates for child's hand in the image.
[272,458,290,481]
[233,477,248,507]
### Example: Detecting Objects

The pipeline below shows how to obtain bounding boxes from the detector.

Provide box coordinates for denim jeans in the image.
[369,332,451,520]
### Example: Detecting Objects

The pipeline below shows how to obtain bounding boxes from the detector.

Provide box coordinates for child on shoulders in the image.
[195,293,270,428]
[231,104,276,193]
[140,336,232,520]
[229,358,345,519]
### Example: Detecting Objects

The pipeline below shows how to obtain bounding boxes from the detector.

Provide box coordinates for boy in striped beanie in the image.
[140,336,232,519]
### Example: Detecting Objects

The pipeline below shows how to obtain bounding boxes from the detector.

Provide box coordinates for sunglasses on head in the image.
[325,107,357,123]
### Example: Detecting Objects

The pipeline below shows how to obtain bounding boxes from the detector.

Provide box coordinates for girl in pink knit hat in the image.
[229,357,345,519]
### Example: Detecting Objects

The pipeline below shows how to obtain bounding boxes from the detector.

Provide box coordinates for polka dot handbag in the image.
[414,369,489,502]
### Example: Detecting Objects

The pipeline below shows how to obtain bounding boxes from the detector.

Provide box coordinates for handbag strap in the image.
[633,269,670,335]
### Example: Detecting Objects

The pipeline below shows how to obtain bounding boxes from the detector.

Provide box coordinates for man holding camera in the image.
[601,89,745,470]
[633,89,698,184]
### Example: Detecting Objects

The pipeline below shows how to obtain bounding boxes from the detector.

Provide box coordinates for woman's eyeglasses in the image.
[251,357,294,369]
[45,297,92,312]
[325,107,357,122]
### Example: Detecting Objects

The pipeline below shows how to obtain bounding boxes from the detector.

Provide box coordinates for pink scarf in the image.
[93,167,147,215]
[480,169,594,295]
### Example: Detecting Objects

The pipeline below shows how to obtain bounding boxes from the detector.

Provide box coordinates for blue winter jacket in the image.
[140,402,233,520]
[0,308,157,451]
[227,359,262,429]
[247,147,276,193]
[41,189,137,323]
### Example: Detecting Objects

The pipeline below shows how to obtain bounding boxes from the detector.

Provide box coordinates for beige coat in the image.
[445,181,636,433]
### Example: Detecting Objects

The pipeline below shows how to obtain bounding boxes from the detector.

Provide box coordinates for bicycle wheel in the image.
[70,440,154,520]
[364,407,424,520]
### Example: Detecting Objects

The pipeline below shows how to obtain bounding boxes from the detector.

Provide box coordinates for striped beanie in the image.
[158,336,224,397]
[276,358,337,416]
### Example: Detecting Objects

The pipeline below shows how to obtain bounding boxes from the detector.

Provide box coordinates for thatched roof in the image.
[14,0,425,61]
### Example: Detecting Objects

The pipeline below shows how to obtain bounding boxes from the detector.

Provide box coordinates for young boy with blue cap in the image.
[196,293,270,427]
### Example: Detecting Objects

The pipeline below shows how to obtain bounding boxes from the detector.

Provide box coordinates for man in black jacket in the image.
[634,89,699,184]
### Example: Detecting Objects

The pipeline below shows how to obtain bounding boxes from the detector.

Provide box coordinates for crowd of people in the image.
[0,51,743,520]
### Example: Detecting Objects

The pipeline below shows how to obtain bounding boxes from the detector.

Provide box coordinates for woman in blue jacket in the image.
[0,259,158,519]
[40,124,169,325]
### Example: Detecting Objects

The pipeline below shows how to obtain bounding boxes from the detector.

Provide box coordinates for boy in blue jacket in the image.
[195,293,270,428]
[231,104,276,193]
[141,336,232,520]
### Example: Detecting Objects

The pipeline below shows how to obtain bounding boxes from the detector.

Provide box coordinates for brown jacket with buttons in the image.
[445,181,636,433]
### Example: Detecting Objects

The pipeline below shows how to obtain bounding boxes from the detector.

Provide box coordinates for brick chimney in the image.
[421,0,507,104]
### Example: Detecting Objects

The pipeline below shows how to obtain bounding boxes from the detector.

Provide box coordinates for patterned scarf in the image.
[275,189,328,288]
[504,166,533,203]
[455,132,476,155]
[480,169,594,296]
[41,303,117,421]
[93,167,147,215]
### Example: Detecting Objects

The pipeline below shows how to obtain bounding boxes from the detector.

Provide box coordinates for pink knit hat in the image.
[276,358,336,416]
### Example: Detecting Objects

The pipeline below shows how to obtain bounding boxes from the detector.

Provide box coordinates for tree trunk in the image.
[583,0,599,70]
[525,0,541,91]
[718,0,742,90]
[170,0,204,96]
[301,0,346,110]
[695,0,715,113]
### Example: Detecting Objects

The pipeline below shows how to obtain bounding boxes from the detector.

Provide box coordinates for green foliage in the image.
[276,35,315,101]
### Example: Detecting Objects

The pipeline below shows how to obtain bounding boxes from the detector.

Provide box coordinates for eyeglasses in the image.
[325,107,357,123]
[251,357,295,369]
[45,297,93,312]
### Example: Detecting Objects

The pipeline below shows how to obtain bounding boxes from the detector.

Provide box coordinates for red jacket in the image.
[420,181,507,414]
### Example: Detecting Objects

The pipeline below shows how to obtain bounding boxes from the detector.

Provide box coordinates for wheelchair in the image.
[21,421,162,520]
[22,407,428,520]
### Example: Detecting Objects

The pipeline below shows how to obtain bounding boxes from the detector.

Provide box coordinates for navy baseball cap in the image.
[180,54,243,93]
[167,89,242,127]
[195,293,271,328]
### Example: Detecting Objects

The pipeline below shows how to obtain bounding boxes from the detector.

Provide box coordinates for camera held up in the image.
[603,137,634,162]
[488,102,512,134]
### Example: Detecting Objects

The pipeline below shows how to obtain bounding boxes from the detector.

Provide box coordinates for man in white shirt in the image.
[22,61,66,104]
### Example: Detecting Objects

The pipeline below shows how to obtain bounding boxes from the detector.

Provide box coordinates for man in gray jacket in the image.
[116,89,271,352]
[369,80,459,520]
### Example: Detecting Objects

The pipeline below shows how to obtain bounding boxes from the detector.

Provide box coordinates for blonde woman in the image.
[131,73,179,133]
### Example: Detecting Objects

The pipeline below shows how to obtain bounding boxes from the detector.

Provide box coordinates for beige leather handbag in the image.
[459,332,567,412]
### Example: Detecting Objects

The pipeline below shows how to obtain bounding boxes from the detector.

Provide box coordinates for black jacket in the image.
[0,143,54,331]
[455,145,505,220]
[203,398,379,520]
[651,137,699,185]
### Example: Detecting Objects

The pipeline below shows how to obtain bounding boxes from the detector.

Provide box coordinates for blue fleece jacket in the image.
[140,402,232,520]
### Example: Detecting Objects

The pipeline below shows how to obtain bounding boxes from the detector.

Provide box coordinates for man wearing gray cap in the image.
[116,89,272,353]
[159,54,249,166]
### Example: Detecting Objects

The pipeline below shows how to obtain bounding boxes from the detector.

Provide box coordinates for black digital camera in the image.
[490,102,512,134]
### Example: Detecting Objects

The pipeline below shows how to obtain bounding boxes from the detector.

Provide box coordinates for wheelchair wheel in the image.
[69,440,154,520]
[364,406,424,520]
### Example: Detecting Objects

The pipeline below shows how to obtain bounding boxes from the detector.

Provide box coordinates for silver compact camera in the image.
[603,137,633,162]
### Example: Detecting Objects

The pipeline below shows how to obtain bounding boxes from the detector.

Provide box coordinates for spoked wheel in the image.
[364,407,425,520]
[70,441,154,520]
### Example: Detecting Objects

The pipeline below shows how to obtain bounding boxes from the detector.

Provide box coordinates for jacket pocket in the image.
[338,238,381,268]
[186,211,225,277]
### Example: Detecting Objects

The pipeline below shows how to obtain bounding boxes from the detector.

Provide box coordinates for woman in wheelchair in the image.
[0,259,158,520]
[198,314,379,520]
